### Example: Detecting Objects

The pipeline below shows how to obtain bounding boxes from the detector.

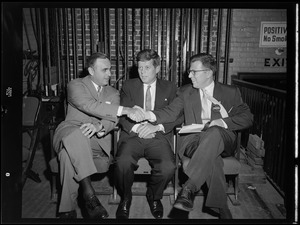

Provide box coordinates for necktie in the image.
[201,89,210,120]
[145,85,152,111]
[97,86,102,98]
[203,89,229,118]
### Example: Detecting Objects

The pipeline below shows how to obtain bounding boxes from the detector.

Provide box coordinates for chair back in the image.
[23,96,41,127]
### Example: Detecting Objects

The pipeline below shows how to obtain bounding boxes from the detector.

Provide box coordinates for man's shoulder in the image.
[104,85,119,94]
[157,78,177,88]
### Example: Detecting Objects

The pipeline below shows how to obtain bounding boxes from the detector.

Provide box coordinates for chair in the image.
[109,126,177,204]
[174,127,242,206]
[22,95,42,188]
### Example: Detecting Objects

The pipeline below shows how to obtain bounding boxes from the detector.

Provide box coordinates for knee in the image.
[158,160,176,177]
[205,126,222,139]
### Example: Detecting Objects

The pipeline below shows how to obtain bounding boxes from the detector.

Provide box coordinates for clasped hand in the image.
[127,105,150,122]
[80,123,105,138]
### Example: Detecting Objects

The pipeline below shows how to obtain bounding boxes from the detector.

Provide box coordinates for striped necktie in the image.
[145,85,152,111]
[201,89,210,120]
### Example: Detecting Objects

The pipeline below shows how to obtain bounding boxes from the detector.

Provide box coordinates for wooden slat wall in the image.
[29,7,228,95]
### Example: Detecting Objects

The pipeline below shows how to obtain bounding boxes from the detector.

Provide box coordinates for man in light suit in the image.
[137,53,253,219]
[114,49,184,219]
[53,52,144,219]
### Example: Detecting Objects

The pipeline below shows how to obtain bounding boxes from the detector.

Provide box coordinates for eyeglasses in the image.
[188,69,210,76]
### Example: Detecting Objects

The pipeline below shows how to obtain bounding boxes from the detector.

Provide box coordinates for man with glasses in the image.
[134,53,253,219]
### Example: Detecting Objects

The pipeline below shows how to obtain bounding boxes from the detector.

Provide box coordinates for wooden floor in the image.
[21,144,287,222]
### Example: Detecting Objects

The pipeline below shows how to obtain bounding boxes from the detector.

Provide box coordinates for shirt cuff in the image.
[117,106,123,116]
[148,111,157,122]
[220,119,228,129]
[158,124,165,133]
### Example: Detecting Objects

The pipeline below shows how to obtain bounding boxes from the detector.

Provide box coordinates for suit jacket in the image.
[154,82,253,158]
[53,75,120,172]
[118,78,184,145]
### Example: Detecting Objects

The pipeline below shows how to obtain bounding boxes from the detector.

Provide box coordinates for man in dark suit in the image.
[53,52,144,219]
[137,53,253,219]
[114,49,184,219]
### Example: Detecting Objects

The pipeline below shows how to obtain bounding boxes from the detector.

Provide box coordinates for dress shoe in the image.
[116,199,131,219]
[147,198,163,219]
[173,186,195,211]
[84,195,109,219]
[219,207,233,219]
[58,210,77,218]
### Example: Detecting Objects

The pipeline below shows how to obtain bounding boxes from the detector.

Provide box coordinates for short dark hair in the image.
[87,52,110,68]
[190,53,216,73]
[136,49,160,67]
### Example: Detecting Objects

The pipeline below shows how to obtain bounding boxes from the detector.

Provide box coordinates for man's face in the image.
[89,58,111,86]
[188,61,212,89]
[137,59,160,84]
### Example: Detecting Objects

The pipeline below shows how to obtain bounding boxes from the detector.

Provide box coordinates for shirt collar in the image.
[143,79,157,88]
[91,80,102,92]
[202,81,214,96]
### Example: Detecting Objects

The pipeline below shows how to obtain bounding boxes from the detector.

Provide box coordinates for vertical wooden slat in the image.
[141,8,145,50]
[170,8,176,82]
[206,9,212,54]
[104,8,110,56]
[58,8,65,90]
[55,8,61,93]
[186,8,191,70]
[223,8,232,84]
[132,8,136,61]
[157,8,162,78]
[90,8,95,53]
[35,8,44,92]
[215,8,223,82]
[166,9,170,81]
[44,8,52,96]
[180,8,186,86]
[115,8,120,90]
[81,8,86,68]
[124,8,128,81]
[71,8,78,79]
[63,8,70,83]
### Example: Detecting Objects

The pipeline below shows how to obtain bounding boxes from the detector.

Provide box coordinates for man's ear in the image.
[155,65,161,74]
[88,67,93,76]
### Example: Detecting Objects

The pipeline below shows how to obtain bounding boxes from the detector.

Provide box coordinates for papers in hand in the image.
[178,123,206,134]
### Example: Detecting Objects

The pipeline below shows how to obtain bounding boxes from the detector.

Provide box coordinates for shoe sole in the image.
[173,202,193,212]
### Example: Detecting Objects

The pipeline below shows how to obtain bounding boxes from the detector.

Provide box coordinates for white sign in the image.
[259,21,287,47]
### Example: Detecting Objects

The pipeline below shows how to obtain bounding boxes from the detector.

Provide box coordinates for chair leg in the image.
[108,186,120,204]
[228,175,241,206]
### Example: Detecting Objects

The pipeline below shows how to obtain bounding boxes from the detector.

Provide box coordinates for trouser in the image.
[58,129,100,212]
[114,136,176,201]
[182,126,236,209]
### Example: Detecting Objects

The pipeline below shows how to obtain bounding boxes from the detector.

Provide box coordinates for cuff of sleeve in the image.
[148,111,157,122]
[117,106,123,116]
[221,119,228,129]
[158,124,165,133]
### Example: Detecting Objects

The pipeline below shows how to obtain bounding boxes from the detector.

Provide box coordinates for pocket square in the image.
[105,101,111,104]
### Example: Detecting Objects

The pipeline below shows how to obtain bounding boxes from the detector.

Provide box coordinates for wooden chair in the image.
[22,95,42,188]
[174,127,242,206]
[109,126,178,204]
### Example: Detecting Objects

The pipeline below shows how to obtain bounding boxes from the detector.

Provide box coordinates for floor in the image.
[21,143,288,222]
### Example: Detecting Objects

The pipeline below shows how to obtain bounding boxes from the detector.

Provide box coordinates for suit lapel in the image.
[189,88,203,123]
[211,82,223,120]
[82,75,98,100]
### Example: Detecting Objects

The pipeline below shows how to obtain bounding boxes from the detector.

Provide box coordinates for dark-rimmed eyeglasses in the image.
[187,69,210,76]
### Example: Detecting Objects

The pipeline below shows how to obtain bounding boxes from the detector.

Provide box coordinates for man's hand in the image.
[136,123,159,139]
[80,123,97,138]
[125,105,146,122]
